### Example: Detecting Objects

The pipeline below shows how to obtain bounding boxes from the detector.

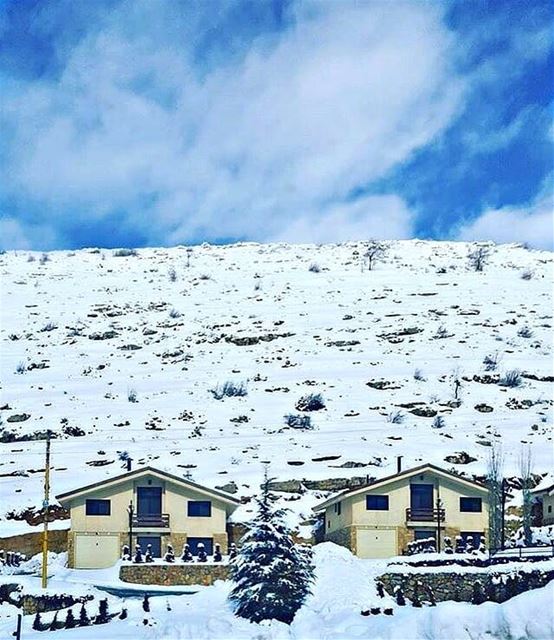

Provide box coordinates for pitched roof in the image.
[56,466,241,506]
[313,463,488,512]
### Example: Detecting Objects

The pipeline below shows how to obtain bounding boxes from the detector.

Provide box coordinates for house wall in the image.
[324,470,489,557]
[65,473,236,567]
[68,476,230,537]
[543,494,554,525]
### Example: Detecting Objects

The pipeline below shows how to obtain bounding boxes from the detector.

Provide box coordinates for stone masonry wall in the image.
[120,563,230,586]
[380,568,554,604]
[325,526,355,552]
[0,529,68,558]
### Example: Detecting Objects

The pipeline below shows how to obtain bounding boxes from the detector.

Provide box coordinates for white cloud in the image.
[2,0,465,247]
[0,217,58,251]
[456,187,554,250]
[271,194,414,244]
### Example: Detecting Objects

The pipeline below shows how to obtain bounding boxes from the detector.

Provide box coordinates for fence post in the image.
[12,613,22,640]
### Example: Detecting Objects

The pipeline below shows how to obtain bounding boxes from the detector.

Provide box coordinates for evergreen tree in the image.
[411,581,422,608]
[164,544,175,563]
[228,543,237,559]
[95,598,109,624]
[134,544,143,563]
[180,544,193,562]
[142,594,150,612]
[197,543,208,562]
[32,612,43,631]
[471,580,486,605]
[119,608,128,620]
[64,608,76,629]
[213,543,223,562]
[394,586,406,606]
[78,603,90,626]
[228,468,314,624]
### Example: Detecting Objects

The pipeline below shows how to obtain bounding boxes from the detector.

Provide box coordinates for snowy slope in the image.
[0,240,552,534]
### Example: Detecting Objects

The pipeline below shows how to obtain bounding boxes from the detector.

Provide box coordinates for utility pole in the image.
[12,613,22,639]
[41,431,51,589]
[127,501,134,555]
[436,494,443,553]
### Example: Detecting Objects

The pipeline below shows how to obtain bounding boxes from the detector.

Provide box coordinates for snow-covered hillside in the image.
[1,241,552,534]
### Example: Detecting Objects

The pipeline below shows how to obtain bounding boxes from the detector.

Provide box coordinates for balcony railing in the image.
[406,507,445,522]
[132,513,170,528]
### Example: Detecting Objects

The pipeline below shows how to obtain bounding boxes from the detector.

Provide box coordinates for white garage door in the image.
[75,534,120,569]
[356,529,397,558]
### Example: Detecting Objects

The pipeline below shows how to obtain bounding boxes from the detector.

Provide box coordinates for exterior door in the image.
[137,486,162,515]
[410,484,434,519]
[137,535,162,558]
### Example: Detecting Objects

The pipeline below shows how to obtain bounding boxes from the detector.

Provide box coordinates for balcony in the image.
[132,513,170,528]
[406,507,445,523]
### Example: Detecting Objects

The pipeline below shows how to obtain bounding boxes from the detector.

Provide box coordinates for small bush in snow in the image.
[498,369,522,388]
[27,254,36,262]
[198,273,211,280]
[127,388,138,403]
[413,368,425,381]
[517,326,533,338]
[39,252,49,264]
[210,381,248,400]
[284,414,313,430]
[40,321,58,332]
[15,361,26,374]
[169,308,182,319]
[308,262,321,273]
[168,267,177,282]
[432,415,446,429]
[387,410,405,424]
[433,325,450,339]
[520,269,533,280]
[295,393,325,412]
[113,248,138,257]
[483,352,499,371]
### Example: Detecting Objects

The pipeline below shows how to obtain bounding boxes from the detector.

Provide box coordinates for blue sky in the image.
[0,0,552,250]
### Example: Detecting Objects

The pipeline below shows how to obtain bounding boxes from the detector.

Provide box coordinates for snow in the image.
[1,241,552,535]
[0,544,553,639]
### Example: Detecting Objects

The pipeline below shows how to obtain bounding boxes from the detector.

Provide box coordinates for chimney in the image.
[396,456,403,474]
[126,457,132,472]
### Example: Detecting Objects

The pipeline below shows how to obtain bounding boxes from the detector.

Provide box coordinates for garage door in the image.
[356,529,397,559]
[75,534,120,569]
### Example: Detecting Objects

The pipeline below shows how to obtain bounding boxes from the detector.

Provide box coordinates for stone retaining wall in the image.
[379,568,554,604]
[120,563,230,586]
[0,529,68,558]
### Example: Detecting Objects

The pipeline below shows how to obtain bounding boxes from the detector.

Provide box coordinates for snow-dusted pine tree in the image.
[228,468,314,624]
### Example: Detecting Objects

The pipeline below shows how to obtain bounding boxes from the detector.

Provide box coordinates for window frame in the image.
[85,498,111,516]
[187,500,212,517]
[366,494,389,511]
[459,497,482,513]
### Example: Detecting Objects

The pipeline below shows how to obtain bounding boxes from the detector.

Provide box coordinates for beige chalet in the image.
[56,466,240,569]
[314,463,489,558]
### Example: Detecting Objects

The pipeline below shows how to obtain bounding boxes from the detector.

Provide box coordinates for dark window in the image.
[548,505,552,513]
[460,497,482,512]
[334,502,341,516]
[366,495,389,510]
[187,500,212,517]
[85,499,111,516]
[187,537,213,555]
[327,520,331,529]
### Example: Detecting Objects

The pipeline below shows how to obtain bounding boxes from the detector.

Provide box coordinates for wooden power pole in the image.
[41,431,51,589]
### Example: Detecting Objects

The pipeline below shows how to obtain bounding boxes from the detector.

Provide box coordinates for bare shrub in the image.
[127,388,138,403]
[467,246,490,272]
[483,353,499,371]
[210,381,248,400]
[364,240,388,271]
[308,263,321,273]
[168,267,177,282]
[113,248,138,257]
[498,370,522,388]
[520,269,533,280]
[295,393,325,411]
[517,326,533,338]
[387,410,405,424]
[284,414,313,430]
